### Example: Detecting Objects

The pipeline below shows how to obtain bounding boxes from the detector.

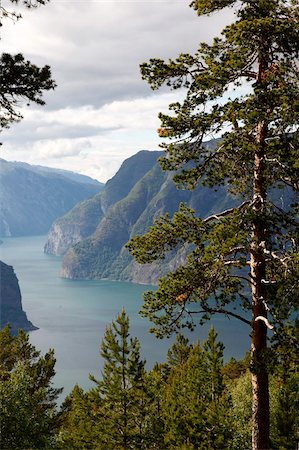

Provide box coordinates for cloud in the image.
[1,1,235,181]
[2,1,234,109]
[1,92,183,181]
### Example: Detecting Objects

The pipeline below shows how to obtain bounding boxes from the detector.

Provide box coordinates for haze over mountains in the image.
[0,159,103,237]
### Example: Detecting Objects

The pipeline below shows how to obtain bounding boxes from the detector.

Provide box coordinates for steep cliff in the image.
[45,148,234,283]
[0,261,37,334]
[44,150,161,256]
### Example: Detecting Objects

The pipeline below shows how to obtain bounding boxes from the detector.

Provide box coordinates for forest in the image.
[0,0,298,449]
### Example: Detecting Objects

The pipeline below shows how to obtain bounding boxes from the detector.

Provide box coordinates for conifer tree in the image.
[91,309,149,449]
[202,326,225,402]
[127,1,299,448]
[0,0,55,133]
[162,330,232,449]
[0,325,61,448]
[167,333,191,368]
[57,385,102,449]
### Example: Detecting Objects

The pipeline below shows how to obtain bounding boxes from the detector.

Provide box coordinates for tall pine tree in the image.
[90,309,149,449]
[127,1,299,448]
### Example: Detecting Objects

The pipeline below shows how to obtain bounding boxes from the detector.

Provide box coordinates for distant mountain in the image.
[0,159,104,237]
[0,261,37,334]
[12,161,101,186]
[45,147,235,284]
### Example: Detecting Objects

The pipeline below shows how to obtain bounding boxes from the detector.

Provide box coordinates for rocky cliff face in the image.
[0,159,103,237]
[44,150,161,257]
[45,147,235,284]
[44,194,103,255]
[0,261,37,334]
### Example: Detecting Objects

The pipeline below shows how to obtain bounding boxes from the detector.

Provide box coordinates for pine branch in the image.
[187,306,251,326]
[202,200,251,224]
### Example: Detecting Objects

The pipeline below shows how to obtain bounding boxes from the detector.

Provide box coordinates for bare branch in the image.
[241,70,257,79]
[202,200,251,224]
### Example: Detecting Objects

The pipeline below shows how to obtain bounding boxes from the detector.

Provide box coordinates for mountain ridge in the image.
[45,147,235,284]
[0,159,104,237]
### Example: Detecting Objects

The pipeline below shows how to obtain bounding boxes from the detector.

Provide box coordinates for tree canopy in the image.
[127,1,299,448]
[0,325,62,448]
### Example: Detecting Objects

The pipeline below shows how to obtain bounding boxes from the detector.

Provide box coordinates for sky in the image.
[1,0,234,182]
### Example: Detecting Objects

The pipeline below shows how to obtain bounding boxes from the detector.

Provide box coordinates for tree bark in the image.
[250,115,270,449]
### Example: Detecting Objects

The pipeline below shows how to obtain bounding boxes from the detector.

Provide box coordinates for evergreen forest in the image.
[0,0,298,449]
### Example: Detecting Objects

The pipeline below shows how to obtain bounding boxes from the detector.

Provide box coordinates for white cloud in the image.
[2,92,183,181]
[1,0,235,181]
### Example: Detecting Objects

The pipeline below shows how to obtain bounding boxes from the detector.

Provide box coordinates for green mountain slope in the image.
[45,148,235,283]
[44,150,160,256]
[0,159,103,237]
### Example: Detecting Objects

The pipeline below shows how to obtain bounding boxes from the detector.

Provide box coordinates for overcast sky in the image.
[1,0,234,182]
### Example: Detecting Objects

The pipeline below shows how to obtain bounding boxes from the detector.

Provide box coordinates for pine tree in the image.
[0,325,61,448]
[202,326,225,402]
[162,330,232,449]
[127,1,299,448]
[57,385,102,449]
[90,309,149,449]
[0,0,55,133]
[167,333,191,368]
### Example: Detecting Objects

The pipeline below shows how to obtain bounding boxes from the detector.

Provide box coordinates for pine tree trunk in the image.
[250,117,270,450]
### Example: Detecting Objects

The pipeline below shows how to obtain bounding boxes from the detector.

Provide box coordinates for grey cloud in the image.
[2,117,123,144]
[3,1,233,111]
[1,1,234,178]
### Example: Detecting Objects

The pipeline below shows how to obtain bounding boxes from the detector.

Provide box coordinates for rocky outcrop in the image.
[44,150,161,257]
[0,261,37,334]
[46,146,234,283]
[44,194,103,255]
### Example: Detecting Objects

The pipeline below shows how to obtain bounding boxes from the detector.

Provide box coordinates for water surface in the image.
[0,235,250,401]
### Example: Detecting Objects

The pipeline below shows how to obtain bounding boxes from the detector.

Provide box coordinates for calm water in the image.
[0,235,250,402]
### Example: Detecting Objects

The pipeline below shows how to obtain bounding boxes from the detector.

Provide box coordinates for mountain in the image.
[0,159,104,237]
[44,151,161,255]
[45,148,235,284]
[0,261,37,334]
[11,161,101,186]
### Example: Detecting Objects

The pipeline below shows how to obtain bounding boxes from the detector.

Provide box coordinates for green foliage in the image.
[270,372,299,449]
[229,371,252,450]
[57,317,298,449]
[0,0,55,133]
[222,352,251,381]
[129,0,298,335]
[58,310,161,449]
[0,325,61,449]
[92,309,148,449]
[229,369,299,450]
[0,53,56,129]
[129,1,298,446]
[57,385,102,449]
[162,328,233,449]
[167,333,191,368]
[58,320,170,448]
